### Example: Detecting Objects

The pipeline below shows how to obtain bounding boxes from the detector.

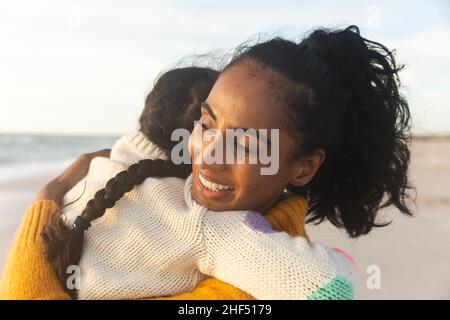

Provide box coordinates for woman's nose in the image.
[191,128,228,168]
[202,130,227,166]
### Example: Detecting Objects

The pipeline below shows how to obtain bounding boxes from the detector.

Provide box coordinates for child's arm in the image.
[152,196,311,301]
[199,209,357,300]
[0,200,251,300]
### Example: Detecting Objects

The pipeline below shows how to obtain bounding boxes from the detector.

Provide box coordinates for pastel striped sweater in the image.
[61,132,357,300]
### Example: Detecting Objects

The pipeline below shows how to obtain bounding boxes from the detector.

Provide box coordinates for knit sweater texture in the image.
[58,132,355,299]
[0,196,309,300]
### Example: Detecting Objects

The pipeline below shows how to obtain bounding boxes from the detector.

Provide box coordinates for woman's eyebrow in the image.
[200,102,216,120]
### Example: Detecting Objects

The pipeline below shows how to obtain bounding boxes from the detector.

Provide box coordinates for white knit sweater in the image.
[62,132,356,300]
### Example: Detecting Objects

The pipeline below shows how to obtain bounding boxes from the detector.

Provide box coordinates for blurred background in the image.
[0,0,449,299]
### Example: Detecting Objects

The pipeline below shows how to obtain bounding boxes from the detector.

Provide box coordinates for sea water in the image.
[0,134,119,183]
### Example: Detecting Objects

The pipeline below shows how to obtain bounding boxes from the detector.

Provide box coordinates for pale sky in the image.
[0,0,449,135]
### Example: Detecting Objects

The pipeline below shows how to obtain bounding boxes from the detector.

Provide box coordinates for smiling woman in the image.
[189,26,412,229]
[1,25,411,301]
[187,64,320,215]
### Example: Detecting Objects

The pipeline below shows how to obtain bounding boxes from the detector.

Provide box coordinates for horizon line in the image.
[2,131,450,140]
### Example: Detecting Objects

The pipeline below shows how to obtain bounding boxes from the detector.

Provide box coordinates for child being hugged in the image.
[44,66,219,299]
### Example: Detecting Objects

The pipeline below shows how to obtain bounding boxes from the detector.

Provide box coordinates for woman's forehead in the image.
[206,63,285,130]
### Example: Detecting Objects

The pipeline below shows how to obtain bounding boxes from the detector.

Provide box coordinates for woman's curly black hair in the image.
[227,25,413,237]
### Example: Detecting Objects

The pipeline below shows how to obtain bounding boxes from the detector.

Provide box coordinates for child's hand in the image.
[36,149,111,204]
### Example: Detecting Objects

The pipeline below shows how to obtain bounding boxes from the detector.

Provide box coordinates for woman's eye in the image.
[235,140,249,153]
[201,121,210,130]
[235,137,258,155]
[195,120,210,130]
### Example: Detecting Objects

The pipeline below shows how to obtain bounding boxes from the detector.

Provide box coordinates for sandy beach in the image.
[0,138,449,299]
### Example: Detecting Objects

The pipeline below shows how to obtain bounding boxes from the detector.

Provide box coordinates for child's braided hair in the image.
[42,67,219,298]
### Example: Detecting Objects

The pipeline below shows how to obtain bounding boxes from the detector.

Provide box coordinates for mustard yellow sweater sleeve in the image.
[0,196,308,300]
[0,200,71,300]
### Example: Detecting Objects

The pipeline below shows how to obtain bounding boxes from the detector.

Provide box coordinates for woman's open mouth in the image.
[195,172,235,200]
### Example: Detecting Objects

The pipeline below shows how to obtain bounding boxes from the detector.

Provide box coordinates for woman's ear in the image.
[289,149,325,187]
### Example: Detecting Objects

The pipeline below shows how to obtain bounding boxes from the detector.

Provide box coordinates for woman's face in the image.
[188,61,323,214]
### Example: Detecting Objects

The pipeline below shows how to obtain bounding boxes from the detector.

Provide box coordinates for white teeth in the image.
[199,174,234,192]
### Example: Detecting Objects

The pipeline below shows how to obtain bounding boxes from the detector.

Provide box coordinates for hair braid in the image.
[42,159,191,298]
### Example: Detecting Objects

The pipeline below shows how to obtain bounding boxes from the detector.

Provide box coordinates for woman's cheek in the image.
[233,164,260,189]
